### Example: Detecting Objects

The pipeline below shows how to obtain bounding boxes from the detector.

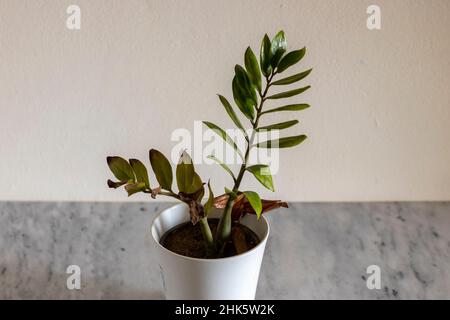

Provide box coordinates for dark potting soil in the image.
[159,218,260,259]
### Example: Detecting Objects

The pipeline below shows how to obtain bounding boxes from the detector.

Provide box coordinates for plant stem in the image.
[214,72,275,251]
[199,217,214,248]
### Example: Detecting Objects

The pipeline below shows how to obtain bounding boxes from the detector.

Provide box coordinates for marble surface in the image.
[0,201,449,299]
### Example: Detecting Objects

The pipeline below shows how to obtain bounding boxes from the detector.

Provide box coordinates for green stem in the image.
[199,217,214,248]
[214,72,275,252]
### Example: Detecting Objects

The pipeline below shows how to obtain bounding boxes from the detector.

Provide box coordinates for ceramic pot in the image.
[151,203,269,300]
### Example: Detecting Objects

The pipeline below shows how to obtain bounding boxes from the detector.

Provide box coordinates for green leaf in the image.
[267,86,311,100]
[260,34,272,77]
[276,48,306,73]
[246,165,274,192]
[125,182,146,196]
[256,120,299,131]
[256,135,307,148]
[260,104,310,115]
[270,30,287,68]
[218,95,246,135]
[224,187,238,199]
[235,65,257,105]
[187,172,204,194]
[129,159,150,188]
[107,156,135,182]
[176,151,195,193]
[107,179,127,189]
[244,47,262,92]
[149,149,173,190]
[272,69,312,86]
[203,121,244,160]
[207,155,236,182]
[232,76,255,120]
[243,191,262,219]
[204,180,214,216]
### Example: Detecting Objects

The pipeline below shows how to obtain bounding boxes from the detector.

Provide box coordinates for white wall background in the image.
[1,0,449,202]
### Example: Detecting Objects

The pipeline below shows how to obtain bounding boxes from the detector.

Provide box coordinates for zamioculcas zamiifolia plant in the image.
[107,31,311,258]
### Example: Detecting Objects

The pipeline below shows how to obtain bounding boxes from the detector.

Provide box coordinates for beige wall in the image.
[1,0,449,202]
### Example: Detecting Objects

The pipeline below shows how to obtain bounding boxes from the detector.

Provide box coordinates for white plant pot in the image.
[151,203,270,300]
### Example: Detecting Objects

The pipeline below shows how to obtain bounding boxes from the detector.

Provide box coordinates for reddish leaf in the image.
[213,193,288,221]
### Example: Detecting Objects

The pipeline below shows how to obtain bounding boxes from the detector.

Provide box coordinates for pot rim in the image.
[151,203,270,262]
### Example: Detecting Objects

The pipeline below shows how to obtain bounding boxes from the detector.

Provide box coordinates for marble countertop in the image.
[0,201,449,299]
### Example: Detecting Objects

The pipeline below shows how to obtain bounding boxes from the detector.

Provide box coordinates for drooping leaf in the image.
[244,47,262,92]
[107,156,135,182]
[234,65,257,105]
[232,76,255,120]
[270,30,287,68]
[176,151,195,193]
[246,165,274,191]
[232,197,288,221]
[149,149,173,191]
[256,135,307,148]
[125,182,146,196]
[243,191,262,219]
[207,155,237,182]
[256,120,299,131]
[129,159,150,188]
[213,193,288,221]
[218,95,246,135]
[267,86,311,100]
[260,104,310,115]
[107,179,127,189]
[276,48,306,73]
[260,34,272,77]
[272,69,312,86]
[203,121,244,160]
[204,180,214,216]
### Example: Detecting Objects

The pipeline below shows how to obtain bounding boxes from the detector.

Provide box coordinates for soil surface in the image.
[160,218,260,259]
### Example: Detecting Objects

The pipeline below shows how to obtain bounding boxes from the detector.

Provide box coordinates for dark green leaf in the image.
[207,155,237,182]
[267,86,311,100]
[232,76,255,120]
[149,149,173,190]
[107,156,135,182]
[187,173,203,194]
[218,95,246,135]
[129,159,150,188]
[243,191,262,219]
[125,182,146,196]
[272,69,312,86]
[256,120,299,131]
[277,48,306,73]
[234,65,257,105]
[246,165,274,191]
[176,151,195,193]
[203,121,244,160]
[204,181,214,216]
[107,179,127,189]
[260,34,272,77]
[270,30,287,68]
[244,47,262,92]
[256,135,307,148]
[260,104,310,115]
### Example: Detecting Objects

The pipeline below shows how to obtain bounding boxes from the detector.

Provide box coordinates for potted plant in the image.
[106,31,312,299]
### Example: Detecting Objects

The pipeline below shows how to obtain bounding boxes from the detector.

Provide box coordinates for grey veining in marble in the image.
[0,202,449,299]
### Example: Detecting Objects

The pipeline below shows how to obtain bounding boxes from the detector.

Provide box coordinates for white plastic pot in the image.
[151,203,270,300]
